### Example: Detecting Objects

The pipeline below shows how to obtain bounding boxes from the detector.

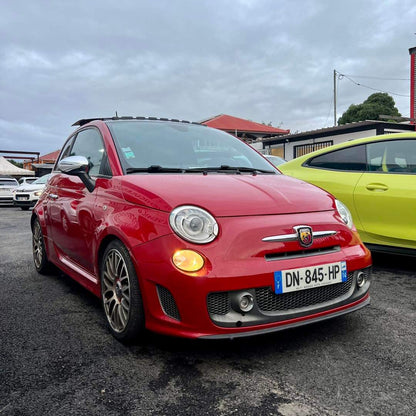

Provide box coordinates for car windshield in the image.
[0,179,18,186]
[107,121,277,174]
[32,174,50,185]
[265,155,286,166]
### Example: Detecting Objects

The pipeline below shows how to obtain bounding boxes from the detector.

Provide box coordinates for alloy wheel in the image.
[102,248,131,333]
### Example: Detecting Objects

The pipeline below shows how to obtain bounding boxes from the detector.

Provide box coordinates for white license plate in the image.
[17,196,29,201]
[274,261,347,294]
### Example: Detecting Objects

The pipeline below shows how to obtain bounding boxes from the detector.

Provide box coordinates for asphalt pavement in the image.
[0,206,415,416]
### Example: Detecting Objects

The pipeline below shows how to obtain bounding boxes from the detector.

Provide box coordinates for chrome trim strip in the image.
[59,255,98,285]
[262,230,336,243]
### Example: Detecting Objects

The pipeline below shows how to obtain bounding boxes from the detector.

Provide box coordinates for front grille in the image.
[207,272,354,316]
[207,292,231,315]
[255,272,354,312]
[157,285,181,321]
[265,246,340,261]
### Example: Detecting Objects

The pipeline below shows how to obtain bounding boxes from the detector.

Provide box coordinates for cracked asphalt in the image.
[1,206,415,416]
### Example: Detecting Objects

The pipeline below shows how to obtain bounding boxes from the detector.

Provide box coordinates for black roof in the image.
[72,116,202,127]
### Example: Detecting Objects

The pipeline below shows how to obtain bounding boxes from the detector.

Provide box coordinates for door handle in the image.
[365,183,388,192]
[48,193,58,200]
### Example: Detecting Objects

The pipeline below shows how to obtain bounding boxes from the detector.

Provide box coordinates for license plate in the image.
[17,196,29,201]
[274,261,347,294]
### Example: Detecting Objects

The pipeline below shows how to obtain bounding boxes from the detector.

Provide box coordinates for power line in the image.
[341,74,410,81]
[337,72,410,98]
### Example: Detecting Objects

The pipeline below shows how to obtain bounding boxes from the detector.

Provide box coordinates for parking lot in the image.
[1,206,415,416]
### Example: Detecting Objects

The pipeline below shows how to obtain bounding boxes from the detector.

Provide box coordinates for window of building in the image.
[293,141,333,158]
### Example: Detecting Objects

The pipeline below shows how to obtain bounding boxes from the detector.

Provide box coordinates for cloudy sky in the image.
[1,0,415,156]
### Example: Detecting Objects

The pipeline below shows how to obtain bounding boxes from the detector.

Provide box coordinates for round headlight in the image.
[335,200,353,229]
[170,205,218,244]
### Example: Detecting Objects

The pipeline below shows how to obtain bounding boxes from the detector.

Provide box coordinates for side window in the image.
[55,137,74,168]
[307,144,366,171]
[70,128,111,176]
[367,139,416,173]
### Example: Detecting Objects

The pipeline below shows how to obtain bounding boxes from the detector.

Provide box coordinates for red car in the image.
[32,117,371,341]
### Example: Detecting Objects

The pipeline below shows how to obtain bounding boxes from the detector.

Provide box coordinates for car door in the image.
[302,144,367,230]
[353,138,416,248]
[48,127,110,273]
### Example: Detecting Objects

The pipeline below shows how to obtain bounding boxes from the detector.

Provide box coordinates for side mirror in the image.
[57,156,96,192]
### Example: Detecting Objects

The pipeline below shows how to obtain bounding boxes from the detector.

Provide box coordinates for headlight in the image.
[169,205,218,244]
[34,190,44,197]
[335,200,353,229]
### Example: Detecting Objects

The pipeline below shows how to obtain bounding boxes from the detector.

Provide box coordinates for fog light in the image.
[172,250,204,272]
[356,271,366,288]
[239,293,254,312]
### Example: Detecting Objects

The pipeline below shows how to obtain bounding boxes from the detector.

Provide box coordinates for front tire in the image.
[100,240,145,342]
[32,218,52,274]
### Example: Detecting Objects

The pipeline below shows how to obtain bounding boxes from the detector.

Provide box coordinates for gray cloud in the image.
[1,0,415,155]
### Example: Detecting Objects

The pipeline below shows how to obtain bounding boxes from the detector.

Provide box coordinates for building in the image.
[410,46,416,124]
[200,114,289,153]
[23,149,60,176]
[261,121,416,161]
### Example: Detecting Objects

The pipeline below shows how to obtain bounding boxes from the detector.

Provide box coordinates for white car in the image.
[18,177,36,186]
[0,177,19,205]
[13,174,51,210]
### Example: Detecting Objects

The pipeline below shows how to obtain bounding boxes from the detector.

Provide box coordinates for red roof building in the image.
[200,114,290,142]
[39,150,60,163]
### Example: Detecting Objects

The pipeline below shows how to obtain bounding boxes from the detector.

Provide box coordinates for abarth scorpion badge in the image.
[295,226,313,248]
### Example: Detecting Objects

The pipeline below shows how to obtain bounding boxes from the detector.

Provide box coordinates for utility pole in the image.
[333,69,337,126]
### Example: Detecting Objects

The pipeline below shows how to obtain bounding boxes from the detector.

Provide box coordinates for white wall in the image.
[270,129,379,161]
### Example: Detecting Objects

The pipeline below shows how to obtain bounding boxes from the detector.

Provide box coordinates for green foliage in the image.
[9,160,23,168]
[338,93,401,125]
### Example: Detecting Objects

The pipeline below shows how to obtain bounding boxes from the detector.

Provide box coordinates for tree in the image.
[338,92,401,125]
[9,160,23,168]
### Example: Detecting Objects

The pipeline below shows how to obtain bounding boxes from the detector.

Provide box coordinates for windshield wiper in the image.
[186,165,276,174]
[126,165,186,173]
[126,165,276,175]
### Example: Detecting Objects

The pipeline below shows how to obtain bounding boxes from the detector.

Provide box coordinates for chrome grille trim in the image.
[262,230,336,243]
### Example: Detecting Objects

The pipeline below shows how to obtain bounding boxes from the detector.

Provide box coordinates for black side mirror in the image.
[57,156,96,192]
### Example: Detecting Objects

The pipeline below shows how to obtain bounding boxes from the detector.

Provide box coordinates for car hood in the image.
[120,174,335,216]
[16,184,45,192]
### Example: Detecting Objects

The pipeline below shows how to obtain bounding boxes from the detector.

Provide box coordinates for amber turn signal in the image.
[172,250,204,272]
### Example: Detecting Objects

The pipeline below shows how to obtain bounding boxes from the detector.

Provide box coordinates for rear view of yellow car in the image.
[279,133,416,254]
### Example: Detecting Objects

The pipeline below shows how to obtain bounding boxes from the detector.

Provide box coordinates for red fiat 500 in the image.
[32,117,371,341]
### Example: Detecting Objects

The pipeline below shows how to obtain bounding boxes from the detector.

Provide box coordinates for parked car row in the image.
[13,174,51,210]
[5,119,412,344]
[0,174,50,209]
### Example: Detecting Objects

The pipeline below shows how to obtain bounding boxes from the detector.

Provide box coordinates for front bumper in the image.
[130,211,372,339]
[13,195,38,208]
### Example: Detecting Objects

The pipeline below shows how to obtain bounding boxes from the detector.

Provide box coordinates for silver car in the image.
[0,177,19,205]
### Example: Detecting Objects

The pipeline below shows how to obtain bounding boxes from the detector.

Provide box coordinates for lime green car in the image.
[279,132,416,254]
